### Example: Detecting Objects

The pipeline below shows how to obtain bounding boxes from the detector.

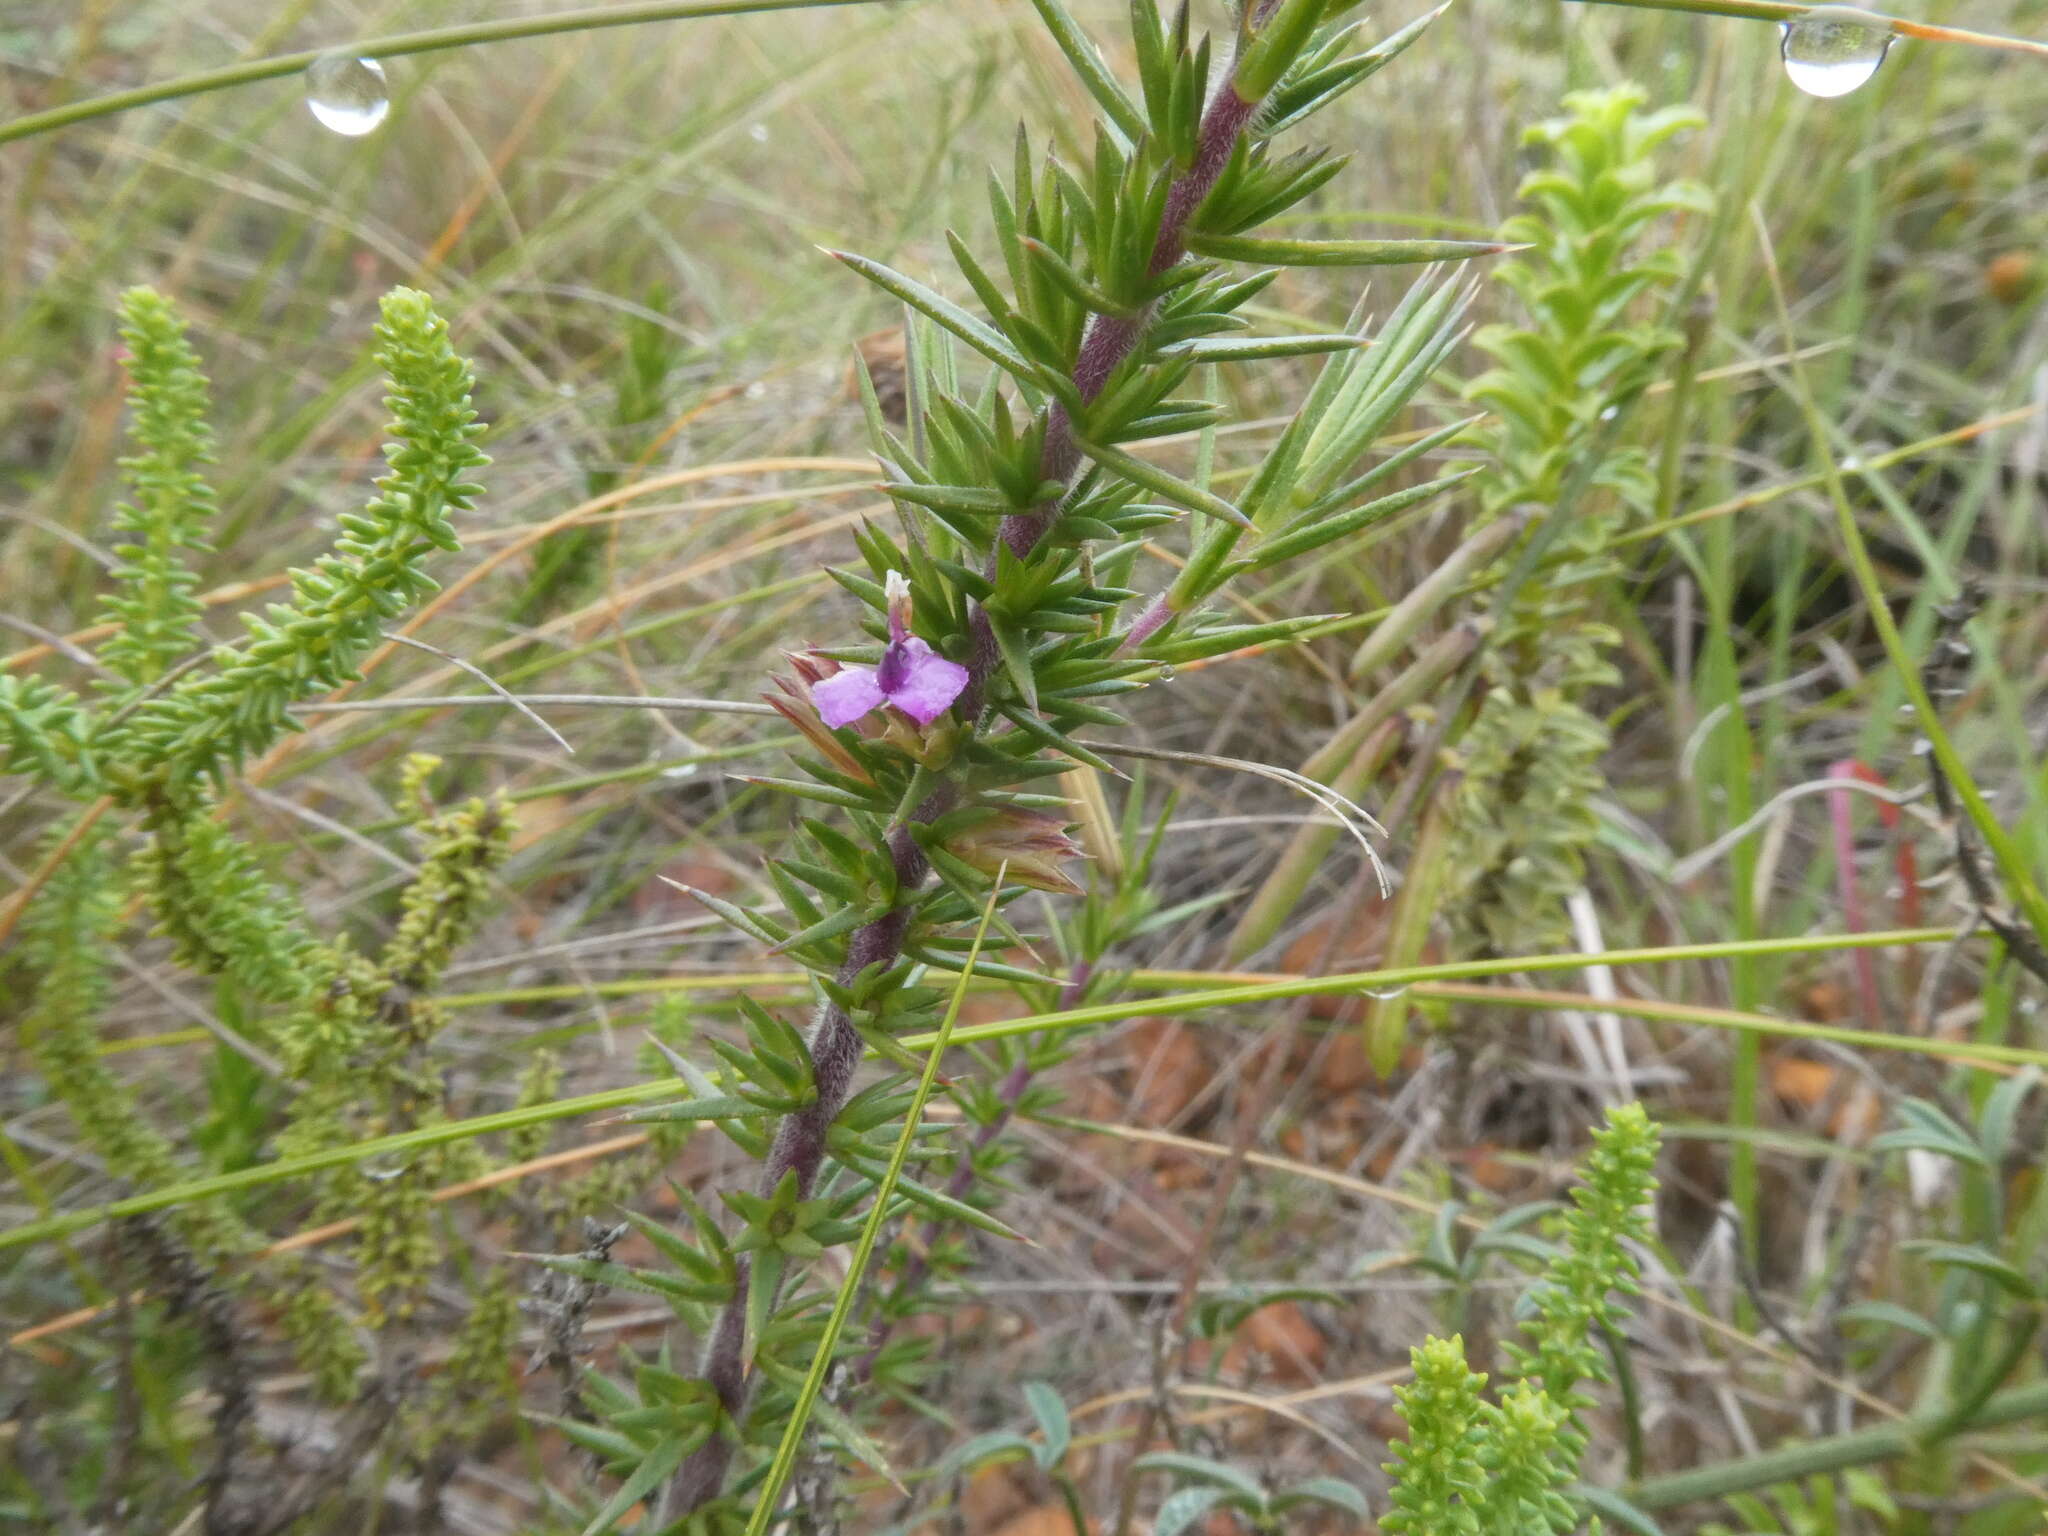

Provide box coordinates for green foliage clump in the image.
[97,287,221,688]
[1509,1098,1659,1413]
[1442,87,1710,956]
[277,759,515,1320]
[0,282,539,1515]
[1384,1103,1662,1535]
[1381,1334,1489,1536]
[18,831,242,1260]
[131,801,322,1007]
[112,287,484,797]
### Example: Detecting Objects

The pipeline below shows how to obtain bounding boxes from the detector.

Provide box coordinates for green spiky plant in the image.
[542,2,1518,1527]
[0,286,537,1524]
[1381,1103,1661,1536]
[1436,86,1711,958]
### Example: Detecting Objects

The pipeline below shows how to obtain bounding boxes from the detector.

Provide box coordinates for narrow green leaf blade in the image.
[1186,233,1520,268]
[1074,436,1251,529]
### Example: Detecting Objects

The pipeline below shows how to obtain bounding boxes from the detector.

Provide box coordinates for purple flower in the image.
[813,571,968,729]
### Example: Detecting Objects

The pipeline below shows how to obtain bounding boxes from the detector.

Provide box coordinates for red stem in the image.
[1826,758,1886,1034]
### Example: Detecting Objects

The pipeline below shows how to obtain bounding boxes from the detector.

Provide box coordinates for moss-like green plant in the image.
[96,288,221,689]
[111,288,482,798]
[1383,1103,1662,1535]
[1382,1334,1489,1536]
[1440,87,1710,957]
[18,829,243,1260]
[0,284,537,1523]
[281,757,514,1322]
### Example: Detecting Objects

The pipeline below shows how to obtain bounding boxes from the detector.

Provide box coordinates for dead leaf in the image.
[1224,1299,1325,1385]
[989,1504,1096,1536]
[1124,1017,1209,1128]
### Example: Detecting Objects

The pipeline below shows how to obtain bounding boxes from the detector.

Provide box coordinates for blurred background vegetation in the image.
[4,1,2048,1531]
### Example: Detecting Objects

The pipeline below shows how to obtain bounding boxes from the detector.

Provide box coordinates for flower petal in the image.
[881,638,969,725]
[812,666,887,728]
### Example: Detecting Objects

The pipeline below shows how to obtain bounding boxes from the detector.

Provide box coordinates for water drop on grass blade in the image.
[306,53,390,135]
[1779,8,1893,99]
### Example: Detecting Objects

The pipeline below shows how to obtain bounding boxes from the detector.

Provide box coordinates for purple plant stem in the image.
[1118,592,1177,656]
[962,75,1265,717]
[661,815,937,1516]
[995,81,1265,563]
[663,58,1270,1526]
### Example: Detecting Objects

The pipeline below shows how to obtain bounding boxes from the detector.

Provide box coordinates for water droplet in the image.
[1155,663,1176,681]
[745,381,768,401]
[305,53,390,136]
[362,1159,409,1182]
[1779,8,1893,99]
[662,760,701,779]
[749,122,770,143]
[1598,405,1620,422]
[1364,984,1410,1001]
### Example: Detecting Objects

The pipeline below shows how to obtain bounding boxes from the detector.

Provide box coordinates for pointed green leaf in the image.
[827,249,1037,380]
[1023,0,1147,142]
[1073,436,1250,529]
[1159,332,1369,363]
[581,1435,691,1536]
[1186,233,1518,267]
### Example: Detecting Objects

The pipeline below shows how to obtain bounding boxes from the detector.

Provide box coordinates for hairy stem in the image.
[998,77,1264,561]
[662,814,936,1514]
